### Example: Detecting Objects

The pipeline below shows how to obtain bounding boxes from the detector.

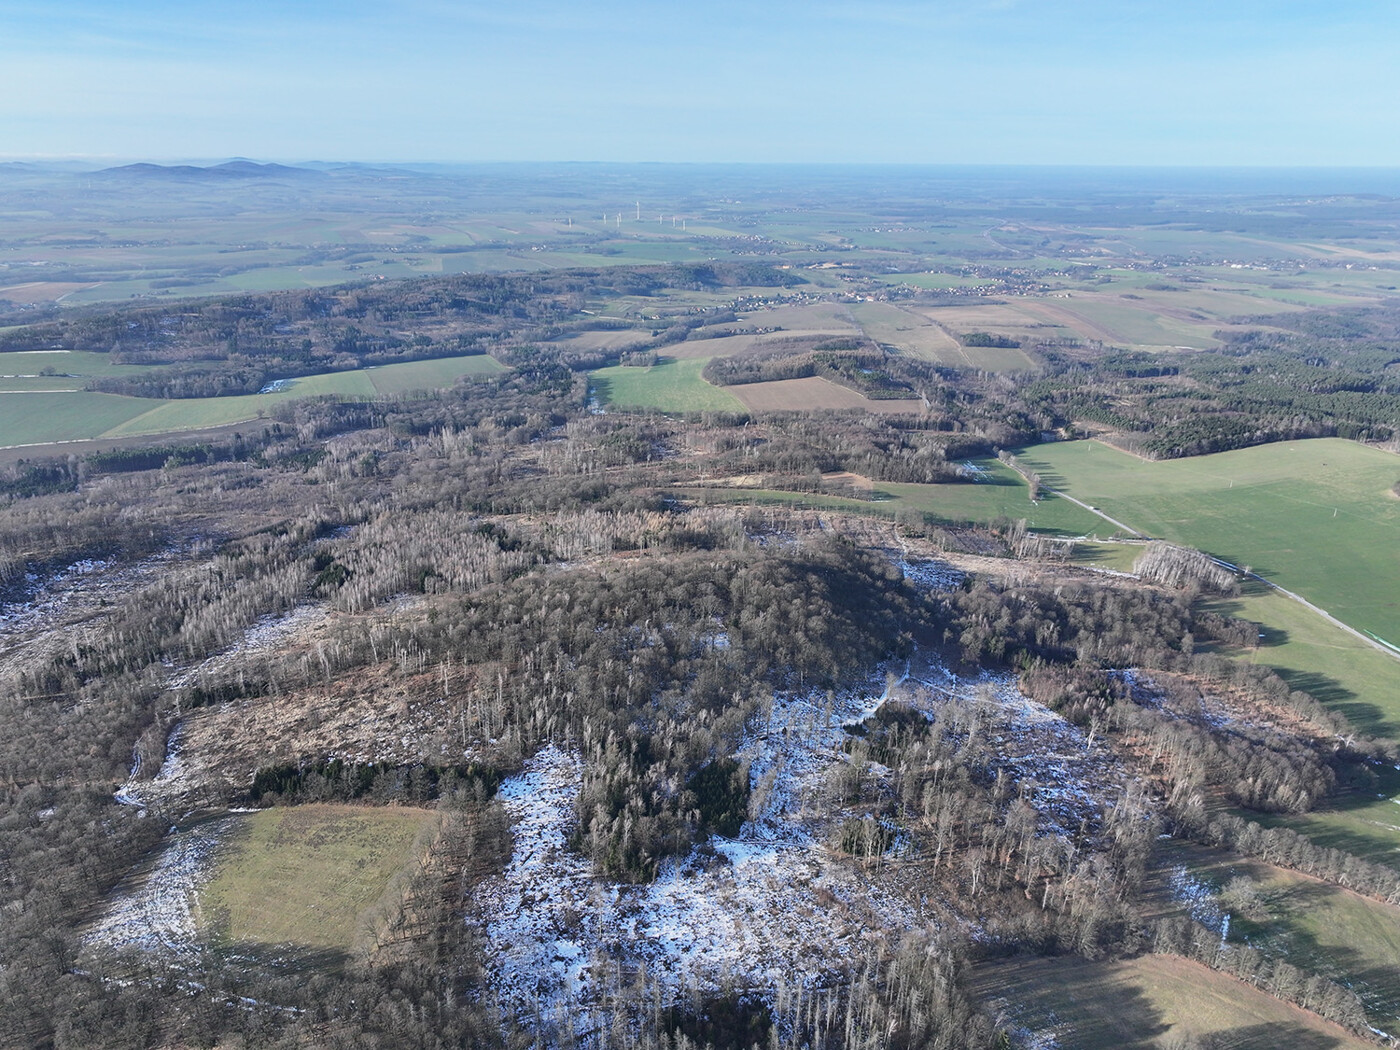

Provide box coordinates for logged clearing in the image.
[200,804,437,953]
[730,375,924,413]
[974,954,1372,1049]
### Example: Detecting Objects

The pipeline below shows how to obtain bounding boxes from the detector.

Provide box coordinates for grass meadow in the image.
[0,354,507,446]
[971,953,1372,1049]
[1014,439,1400,651]
[589,357,745,413]
[677,456,1102,535]
[199,805,436,956]
[1146,839,1400,1032]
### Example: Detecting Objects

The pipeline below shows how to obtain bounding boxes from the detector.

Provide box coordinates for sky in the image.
[2,0,1397,166]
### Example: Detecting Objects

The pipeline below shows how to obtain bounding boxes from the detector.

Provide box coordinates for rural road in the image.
[1206,555,1400,665]
[1046,487,1146,538]
[1050,482,1400,667]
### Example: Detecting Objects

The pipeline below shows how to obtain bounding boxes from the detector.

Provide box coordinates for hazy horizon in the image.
[3,1,1396,167]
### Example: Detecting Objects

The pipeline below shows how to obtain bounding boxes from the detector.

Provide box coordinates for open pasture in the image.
[1242,764,1400,872]
[1014,438,1400,654]
[1205,578,1400,739]
[589,357,744,413]
[0,349,160,378]
[364,354,506,395]
[0,353,509,447]
[0,392,153,446]
[972,953,1372,1049]
[1146,839,1400,1032]
[199,804,436,956]
[679,457,1101,536]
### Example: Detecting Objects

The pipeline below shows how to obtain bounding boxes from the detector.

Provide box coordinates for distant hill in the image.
[94,161,322,180]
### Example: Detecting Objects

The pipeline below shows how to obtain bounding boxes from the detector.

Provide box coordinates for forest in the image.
[3,169,1400,1049]
[0,337,1394,1048]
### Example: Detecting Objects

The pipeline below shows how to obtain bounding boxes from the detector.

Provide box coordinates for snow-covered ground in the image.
[895,655,1129,840]
[474,636,1131,1037]
[1166,864,1228,939]
[475,679,922,1036]
[897,558,966,593]
[83,815,244,960]
[167,603,326,690]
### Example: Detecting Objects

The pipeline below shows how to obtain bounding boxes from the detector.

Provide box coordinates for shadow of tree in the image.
[1223,1021,1352,1049]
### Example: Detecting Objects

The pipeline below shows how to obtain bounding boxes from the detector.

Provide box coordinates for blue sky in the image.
[2,0,1397,165]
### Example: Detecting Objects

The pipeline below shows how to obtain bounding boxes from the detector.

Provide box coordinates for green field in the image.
[200,805,436,956]
[678,457,1103,535]
[1148,840,1400,1032]
[972,953,1371,1049]
[364,354,505,394]
[590,357,745,412]
[1205,579,1400,739]
[1015,439,1400,651]
[1240,764,1400,870]
[0,391,154,445]
[0,354,509,446]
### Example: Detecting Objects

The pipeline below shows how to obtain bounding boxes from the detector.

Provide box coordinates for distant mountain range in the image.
[93,160,324,180]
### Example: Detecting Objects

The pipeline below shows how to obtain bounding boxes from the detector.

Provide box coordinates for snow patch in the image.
[84,815,243,960]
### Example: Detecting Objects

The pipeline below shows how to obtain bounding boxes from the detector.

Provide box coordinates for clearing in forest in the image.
[589,357,745,412]
[678,456,1102,536]
[199,804,437,956]
[730,375,924,414]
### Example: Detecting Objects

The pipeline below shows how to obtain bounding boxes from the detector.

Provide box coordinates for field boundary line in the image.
[1205,555,1400,666]
[1056,485,1400,667]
